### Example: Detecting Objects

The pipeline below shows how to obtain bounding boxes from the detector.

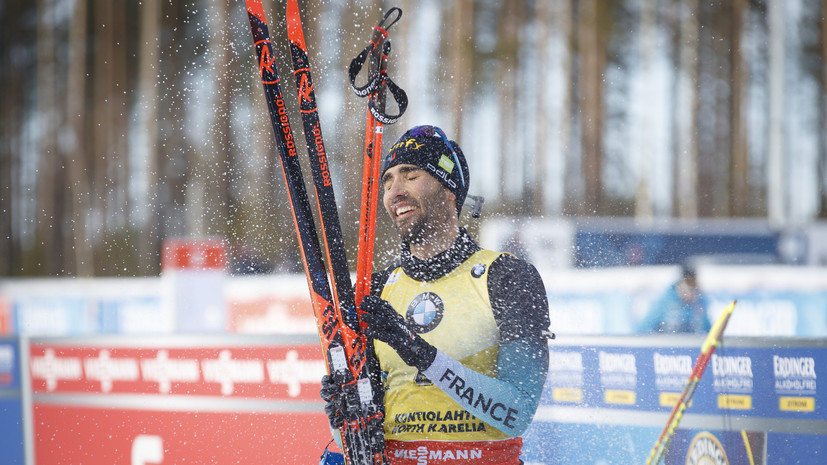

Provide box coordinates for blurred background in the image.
[0,0,826,338]
[1,3,825,462]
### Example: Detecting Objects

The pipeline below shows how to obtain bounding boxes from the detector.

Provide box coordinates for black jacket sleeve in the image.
[487,254,550,342]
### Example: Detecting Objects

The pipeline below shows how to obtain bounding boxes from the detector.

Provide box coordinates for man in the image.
[322,125,550,464]
[637,264,710,334]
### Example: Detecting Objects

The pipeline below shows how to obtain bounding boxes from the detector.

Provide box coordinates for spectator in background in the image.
[638,264,711,334]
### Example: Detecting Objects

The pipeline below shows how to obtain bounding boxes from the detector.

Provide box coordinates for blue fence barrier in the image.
[4,334,825,464]
[522,335,826,464]
[0,337,24,465]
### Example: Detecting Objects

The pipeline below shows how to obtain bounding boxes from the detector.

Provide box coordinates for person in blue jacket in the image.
[638,264,711,334]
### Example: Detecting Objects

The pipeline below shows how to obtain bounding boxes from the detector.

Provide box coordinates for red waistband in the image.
[385,438,523,465]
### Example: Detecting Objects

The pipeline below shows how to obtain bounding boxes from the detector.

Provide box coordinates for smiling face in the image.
[382,163,458,255]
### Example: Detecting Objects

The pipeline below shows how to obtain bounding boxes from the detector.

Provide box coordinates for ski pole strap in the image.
[368,41,408,125]
[377,7,403,30]
[348,39,382,97]
[349,7,404,97]
[351,58,407,124]
[318,440,344,465]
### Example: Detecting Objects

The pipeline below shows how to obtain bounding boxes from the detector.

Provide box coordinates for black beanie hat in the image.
[382,125,470,216]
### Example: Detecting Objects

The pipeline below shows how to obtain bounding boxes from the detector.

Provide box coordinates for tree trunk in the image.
[549,0,574,217]
[496,0,522,208]
[712,3,733,217]
[820,0,827,218]
[674,0,700,219]
[730,0,749,216]
[767,0,786,226]
[0,1,28,275]
[92,0,129,272]
[155,0,191,243]
[65,0,94,276]
[133,0,161,274]
[533,0,552,216]
[37,0,62,274]
[577,0,608,214]
[200,0,232,239]
[449,0,473,139]
[635,0,657,219]
[695,1,728,217]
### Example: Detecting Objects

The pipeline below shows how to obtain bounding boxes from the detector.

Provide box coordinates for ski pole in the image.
[351,8,406,308]
[644,300,737,465]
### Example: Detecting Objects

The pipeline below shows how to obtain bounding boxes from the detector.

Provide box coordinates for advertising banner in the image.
[18,334,827,464]
[0,338,24,465]
[28,336,333,464]
[33,406,329,465]
[523,336,827,465]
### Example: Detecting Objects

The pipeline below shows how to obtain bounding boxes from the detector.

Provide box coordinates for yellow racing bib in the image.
[376,250,508,441]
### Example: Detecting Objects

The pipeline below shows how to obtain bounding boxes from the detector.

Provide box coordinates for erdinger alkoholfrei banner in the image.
[524,335,826,465]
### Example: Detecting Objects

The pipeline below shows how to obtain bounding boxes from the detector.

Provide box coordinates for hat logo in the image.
[403,139,424,150]
[426,163,457,189]
[438,155,455,173]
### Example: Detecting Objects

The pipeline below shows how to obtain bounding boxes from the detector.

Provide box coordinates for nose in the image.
[384,175,405,200]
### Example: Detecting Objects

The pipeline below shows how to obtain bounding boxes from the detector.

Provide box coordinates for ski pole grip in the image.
[465,195,485,218]
[372,41,392,112]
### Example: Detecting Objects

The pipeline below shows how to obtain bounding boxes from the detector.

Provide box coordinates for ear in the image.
[443,187,456,205]
[442,189,459,217]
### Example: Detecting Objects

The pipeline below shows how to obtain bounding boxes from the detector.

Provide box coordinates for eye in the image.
[382,173,399,191]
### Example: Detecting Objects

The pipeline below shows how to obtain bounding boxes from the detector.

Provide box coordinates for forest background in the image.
[1,0,825,277]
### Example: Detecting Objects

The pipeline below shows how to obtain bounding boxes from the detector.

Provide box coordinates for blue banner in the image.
[0,338,24,465]
[524,336,826,465]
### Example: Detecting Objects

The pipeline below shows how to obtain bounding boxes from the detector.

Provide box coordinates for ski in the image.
[283,1,388,464]
[244,2,384,464]
[284,0,362,370]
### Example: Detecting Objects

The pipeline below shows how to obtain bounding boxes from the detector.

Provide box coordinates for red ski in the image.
[244,1,391,463]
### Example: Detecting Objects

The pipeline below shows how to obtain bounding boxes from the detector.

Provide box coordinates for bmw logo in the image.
[405,292,444,333]
[471,263,487,278]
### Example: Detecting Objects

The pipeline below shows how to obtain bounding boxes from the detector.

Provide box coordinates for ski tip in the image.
[245,0,266,23]
[286,0,307,52]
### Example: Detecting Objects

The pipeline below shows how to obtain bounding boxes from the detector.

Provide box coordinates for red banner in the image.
[34,405,334,464]
[29,340,337,464]
[0,296,11,335]
[29,343,325,400]
[161,238,227,271]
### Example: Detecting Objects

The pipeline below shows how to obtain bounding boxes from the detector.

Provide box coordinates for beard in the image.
[393,198,452,246]
[396,213,430,245]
